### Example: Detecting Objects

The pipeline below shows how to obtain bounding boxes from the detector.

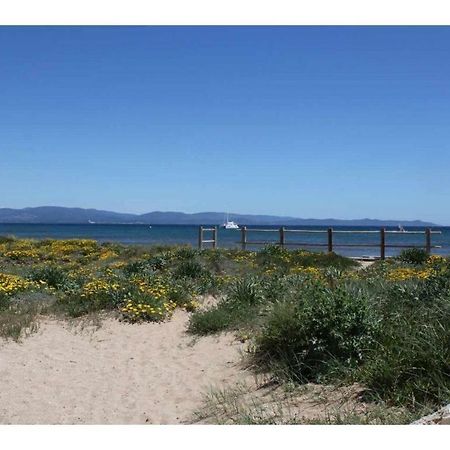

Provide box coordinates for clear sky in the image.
[1,26,449,224]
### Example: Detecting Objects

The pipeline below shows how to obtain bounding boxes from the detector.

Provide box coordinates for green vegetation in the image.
[254,282,380,383]
[189,251,450,417]
[0,235,448,423]
[397,248,430,265]
[188,276,264,335]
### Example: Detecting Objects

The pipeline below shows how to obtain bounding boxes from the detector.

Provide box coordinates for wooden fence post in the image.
[279,227,285,248]
[241,226,247,250]
[212,226,217,249]
[425,227,431,254]
[198,226,203,250]
[327,227,333,253]
[380,227,386,260]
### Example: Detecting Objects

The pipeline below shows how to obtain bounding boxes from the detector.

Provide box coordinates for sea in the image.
[0,224,449,258]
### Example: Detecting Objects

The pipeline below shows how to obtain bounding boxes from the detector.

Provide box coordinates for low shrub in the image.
[254,282,381,382]
[120,293,177,322]
[29,265,69,290]
[147,255,169,271]
[397,248,429,265]
[256,245,290,269]
[173,246,198,261]
[174,260,205,279]
[290,250,358,271]
[123,259,154,277]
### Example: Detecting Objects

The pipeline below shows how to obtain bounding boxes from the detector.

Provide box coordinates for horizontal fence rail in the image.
[199,226,442,259]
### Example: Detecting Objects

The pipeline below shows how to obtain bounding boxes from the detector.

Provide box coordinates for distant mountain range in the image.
[0,207,439,227]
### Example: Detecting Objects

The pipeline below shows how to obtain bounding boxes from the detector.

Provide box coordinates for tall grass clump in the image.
[188,276,263,335]
[29,265,69,290]
[254,281,380,382]
[0,292,55,341]
[174,259,205,279]
[359,273,450,409]
[0,302,40,340]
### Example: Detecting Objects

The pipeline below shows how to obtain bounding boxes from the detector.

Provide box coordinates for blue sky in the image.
[1,26,449,224]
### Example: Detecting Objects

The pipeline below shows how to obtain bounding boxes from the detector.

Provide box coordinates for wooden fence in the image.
[198,226,218,249]
[199,226,442,259]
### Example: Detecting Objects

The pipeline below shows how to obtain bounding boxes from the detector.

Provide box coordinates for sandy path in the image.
[0,311,252,424]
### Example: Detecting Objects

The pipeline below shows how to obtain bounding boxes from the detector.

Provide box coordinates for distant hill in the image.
[0,207,137,224]
[0,206,439,227]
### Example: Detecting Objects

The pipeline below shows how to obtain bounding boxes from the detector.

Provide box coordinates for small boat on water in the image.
[88,220,96,224]
[222,214,239,229]
[398,224,406,232]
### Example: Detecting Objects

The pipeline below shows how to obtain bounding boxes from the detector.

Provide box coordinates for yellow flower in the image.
[0,273,36,296]
[387,267,435,281]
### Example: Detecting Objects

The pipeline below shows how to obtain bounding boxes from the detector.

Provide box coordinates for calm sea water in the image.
[0,224,449,257]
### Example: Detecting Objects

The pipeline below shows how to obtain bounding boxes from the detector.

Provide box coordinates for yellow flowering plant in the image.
[120,295,177,322]
[289,266,324,279]
[386,267,435,282]
[0,273,37,298]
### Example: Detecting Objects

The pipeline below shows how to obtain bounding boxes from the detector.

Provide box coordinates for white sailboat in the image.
[222,213,239,229]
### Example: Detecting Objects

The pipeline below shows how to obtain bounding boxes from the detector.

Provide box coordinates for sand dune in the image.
[0,311,253,424]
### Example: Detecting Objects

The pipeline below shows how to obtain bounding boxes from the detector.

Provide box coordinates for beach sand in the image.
[0,311,253,424]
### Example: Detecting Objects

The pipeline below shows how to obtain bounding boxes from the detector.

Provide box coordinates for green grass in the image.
[358,294,450,408]
[188,276,263,334]
[188,299,259,335]
[253,281,380,383]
